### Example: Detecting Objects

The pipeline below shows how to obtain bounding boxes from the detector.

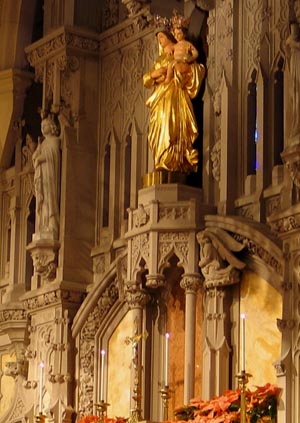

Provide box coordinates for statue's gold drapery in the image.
[143,52,205,173]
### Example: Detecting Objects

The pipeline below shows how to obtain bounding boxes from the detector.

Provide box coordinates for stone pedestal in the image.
[126,183,216,410]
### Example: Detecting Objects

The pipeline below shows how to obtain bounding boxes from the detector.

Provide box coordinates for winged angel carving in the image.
[197,228,245,287]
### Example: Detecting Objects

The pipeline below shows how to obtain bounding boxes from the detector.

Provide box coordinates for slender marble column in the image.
[180,273,201,404]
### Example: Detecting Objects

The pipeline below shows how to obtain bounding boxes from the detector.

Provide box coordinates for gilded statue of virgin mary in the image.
[143,14,205,173]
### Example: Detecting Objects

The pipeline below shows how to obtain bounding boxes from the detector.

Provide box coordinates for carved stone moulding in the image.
[23,287,85,311]
[146,273,165,288]
[268,203,300,236]
[25,26,100,68]
[99,5,153,55]
[0,304,28,362]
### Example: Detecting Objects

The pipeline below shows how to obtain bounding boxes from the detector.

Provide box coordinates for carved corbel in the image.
[4,358,28,380]
[27,239,60,284]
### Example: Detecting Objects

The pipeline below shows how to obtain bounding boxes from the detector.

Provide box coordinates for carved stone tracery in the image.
[78,277,119,415]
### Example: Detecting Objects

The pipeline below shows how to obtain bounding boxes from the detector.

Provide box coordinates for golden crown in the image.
[171,9,190,30]
[154,14,171,33]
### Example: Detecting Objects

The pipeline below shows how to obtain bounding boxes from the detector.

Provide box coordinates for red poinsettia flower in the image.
[77,416,100,423]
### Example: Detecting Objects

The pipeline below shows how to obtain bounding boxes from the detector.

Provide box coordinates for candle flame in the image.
[39,361,45,368]
[166,332,170,339]
[101,349,106,355]
[240,313,246,319]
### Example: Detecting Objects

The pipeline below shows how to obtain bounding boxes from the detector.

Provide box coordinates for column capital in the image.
[146,273,165,288]
[180,273,202,293]
[125,282,151,309]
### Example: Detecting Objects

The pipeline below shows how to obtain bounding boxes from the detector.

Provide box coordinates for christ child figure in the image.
[165,25,199,83]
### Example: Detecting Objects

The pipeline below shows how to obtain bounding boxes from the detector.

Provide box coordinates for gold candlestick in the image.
[236,371,252,423]
[95,401,110,423]
[35,413,46,423]
[160,385,171,421]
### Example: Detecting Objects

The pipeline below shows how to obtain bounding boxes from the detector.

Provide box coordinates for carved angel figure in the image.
[197,228,245,286]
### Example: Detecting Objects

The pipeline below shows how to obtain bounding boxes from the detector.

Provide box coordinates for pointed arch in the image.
[247,68,258,176]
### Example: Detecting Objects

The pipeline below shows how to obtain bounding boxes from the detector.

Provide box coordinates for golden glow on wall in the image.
[0,353,16,418]
[108,310,133,418]
[240,271,282,388]
[167,282,185,414]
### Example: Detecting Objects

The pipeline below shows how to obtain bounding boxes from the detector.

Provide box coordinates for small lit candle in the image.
[241,313,246,372]
[39,361,44,414]
[100,349,106,402]
[165,333,170,387]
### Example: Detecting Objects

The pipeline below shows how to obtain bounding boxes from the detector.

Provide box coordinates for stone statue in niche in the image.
[32,113,61,240]
[22,133,38,168]
[286,22,300,144]
[143,12,205,173]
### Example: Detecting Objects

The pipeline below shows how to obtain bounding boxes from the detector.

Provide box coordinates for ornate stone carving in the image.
[99,10,152,54]
[11,397,25,420]
[5,359,28,379]
[22,133,37,169]
[236,204,254,220]
[78,278,119,415]
[0,308,27,322]
[265,195,281,217]
[281,144,300,189]
[103,0,119,30]
[131,233,150,275]
[197,228,245,288]
[270,215,300,233]
[133,204,149,227]
[93,255,106,275]
[210,139,221,181]
[122,0,144,17]
[146,273,165,288]
[27,240,60,284]
[125,286,150,309]
[158,232,189,271]
[180,274,202,293]
[159,206,190,221]
[26,30,99,68]
[230,232,283,276]
[24,289,84,310]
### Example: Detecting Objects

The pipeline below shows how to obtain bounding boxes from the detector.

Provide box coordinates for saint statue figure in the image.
[32,114,61,240]
[143,14,205,173]
[286,22,300,143]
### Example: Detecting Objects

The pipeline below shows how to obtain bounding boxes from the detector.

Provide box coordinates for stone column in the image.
[125,281,150,418]
[180,273,202,403]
